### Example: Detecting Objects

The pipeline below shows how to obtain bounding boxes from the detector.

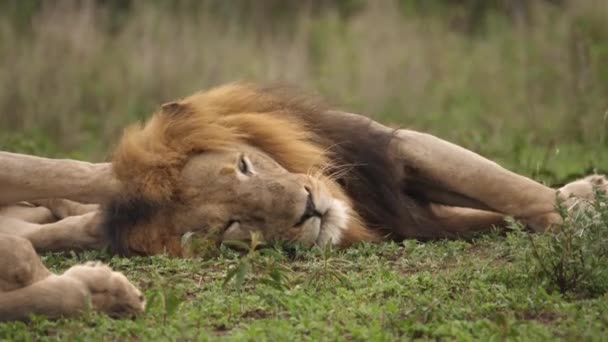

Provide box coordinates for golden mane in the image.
[112,82,330,204]
[105,82,381,255]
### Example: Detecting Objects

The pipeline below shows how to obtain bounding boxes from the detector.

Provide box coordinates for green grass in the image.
[1,225,608,340]
[1,1,608,340]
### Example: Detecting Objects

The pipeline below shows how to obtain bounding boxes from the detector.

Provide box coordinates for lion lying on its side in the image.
[0,82,606,320]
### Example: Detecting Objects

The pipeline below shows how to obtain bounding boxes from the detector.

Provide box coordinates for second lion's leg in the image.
[26,212,106,252]
[0,234,52,292]
[30,199,99,219]
[0,212,106,252]
[0,203,56,224]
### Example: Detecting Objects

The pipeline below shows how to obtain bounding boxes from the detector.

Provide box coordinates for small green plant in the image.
[509,190,608,298]
[305,245,353,290]
[222,233,294,310]
[180,231,221,259]
[145,270,184,323]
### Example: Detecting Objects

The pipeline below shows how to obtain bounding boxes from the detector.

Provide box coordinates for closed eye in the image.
[238,155,252,175]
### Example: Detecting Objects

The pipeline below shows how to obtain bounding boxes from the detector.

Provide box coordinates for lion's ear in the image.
[161,101,188,116]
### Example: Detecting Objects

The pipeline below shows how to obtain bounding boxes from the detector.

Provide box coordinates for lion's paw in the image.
[558,174,608,202]
[62,262,145,317]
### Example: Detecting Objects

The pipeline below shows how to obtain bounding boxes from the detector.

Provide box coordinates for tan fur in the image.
[0,152,119,206]
[110,83,377,255]
[112,91,330,203]
[105,82,606,256]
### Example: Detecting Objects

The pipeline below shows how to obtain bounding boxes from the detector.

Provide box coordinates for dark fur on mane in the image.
[100,196,156,256]
[312,117,444,239]
[255,84,446,239]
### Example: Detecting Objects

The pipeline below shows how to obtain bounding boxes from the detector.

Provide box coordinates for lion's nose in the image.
[294,187,323,227]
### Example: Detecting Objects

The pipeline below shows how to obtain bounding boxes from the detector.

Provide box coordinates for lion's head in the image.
[102,83,377,256]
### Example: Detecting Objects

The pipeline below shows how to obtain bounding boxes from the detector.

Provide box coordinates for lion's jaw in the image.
[219,171,352,247]
[110,143,365,256]
[221,199,350,247]
[155,145,357,251]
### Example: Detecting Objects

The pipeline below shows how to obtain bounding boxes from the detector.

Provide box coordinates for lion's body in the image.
[99,83,606,255]
[0,82,606,320]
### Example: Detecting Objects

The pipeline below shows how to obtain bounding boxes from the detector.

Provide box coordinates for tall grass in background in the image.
[0,0,606,179]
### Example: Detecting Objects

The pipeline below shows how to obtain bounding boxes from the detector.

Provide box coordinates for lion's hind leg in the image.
[0,234,144,321]
[0,234,52,292]
[61,262,146,317]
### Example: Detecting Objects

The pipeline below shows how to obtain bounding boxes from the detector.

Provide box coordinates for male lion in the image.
[0,83,606,319]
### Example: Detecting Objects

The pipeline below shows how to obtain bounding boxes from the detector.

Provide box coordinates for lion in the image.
[0,82,606,319]
[103,82,607,255]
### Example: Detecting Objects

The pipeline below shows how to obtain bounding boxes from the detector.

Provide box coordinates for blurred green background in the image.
[0,3,607,339]
[0,0,606,182]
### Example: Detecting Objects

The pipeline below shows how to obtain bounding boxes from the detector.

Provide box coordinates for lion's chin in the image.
[220,198,350,247]
[292,197,350,246]
[314,198,349,246]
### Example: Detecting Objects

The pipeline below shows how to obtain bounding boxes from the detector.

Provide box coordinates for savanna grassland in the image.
[0,1,607,340]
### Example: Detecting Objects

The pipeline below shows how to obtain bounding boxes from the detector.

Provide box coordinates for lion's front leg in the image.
[0,151,120,205]
[429,204,507,235]
[0,234,51,292]
[390,130,563,231]
[558,175,608,202]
